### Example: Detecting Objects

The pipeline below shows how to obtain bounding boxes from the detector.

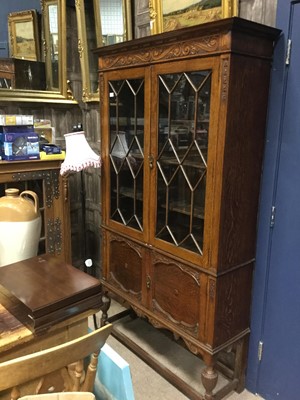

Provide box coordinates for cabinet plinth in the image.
[97,17,280,398]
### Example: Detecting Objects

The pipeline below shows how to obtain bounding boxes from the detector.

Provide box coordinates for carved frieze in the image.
[102,35,220,69]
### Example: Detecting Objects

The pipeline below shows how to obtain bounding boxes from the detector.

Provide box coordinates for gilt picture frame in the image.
[8,9,40,61]
[149,0,239,35]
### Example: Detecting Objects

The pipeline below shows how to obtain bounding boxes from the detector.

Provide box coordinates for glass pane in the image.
[156,70,212,254]
[109,78,144,231]
[100,0,125,45]
[47,3,59,90]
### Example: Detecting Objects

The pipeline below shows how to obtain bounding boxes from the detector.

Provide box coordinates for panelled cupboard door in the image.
[101,229,147,307]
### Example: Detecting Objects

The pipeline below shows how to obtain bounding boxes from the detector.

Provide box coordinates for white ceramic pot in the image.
[0,188,42,267]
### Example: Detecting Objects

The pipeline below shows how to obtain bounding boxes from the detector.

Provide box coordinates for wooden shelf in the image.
[166,202,205,219]
[158,157,206,169]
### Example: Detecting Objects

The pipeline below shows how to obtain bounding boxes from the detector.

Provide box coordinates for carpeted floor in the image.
[91,299,263,400]
[106,335,262,400]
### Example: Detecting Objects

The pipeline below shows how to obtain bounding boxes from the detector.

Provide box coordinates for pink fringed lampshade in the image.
[60,131,101,175]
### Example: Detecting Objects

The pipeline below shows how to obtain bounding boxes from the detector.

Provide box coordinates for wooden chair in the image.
[0,324,113,400]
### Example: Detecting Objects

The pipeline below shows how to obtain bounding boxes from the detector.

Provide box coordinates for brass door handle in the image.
[146,275,151,289]
[148,155,154,169]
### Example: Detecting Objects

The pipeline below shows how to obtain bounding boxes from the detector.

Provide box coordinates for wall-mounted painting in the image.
[150,0,239,34]
[8,9,40,61]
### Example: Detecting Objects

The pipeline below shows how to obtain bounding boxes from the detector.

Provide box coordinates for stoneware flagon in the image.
[0,188,42,267]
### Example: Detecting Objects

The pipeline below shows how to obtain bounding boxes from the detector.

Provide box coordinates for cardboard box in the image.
[0,114,34,126]
[2,132,40,161]
[34,119,52,128]
[0,117,35,161]
[34,126,54,143]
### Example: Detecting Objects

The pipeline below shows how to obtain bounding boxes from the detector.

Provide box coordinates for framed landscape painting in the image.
[150,0,239,34]
[8,9,40,61]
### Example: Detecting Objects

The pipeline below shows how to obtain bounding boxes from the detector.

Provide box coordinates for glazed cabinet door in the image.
[101,67,151,243]
[149,58,221,268]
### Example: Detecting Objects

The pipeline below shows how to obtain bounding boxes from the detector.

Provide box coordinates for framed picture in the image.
[150,0,239,34]
[8,9,40,61]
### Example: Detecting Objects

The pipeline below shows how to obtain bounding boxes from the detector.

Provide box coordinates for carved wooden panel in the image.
[106,232,144,302]
[151,252,200,337]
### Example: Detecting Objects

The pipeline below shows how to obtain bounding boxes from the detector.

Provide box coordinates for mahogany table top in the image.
[0,303,32,353]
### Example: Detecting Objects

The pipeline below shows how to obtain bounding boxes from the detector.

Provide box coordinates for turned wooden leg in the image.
[100,291,111,326]
[11,386,20,400]
[201,358,218,400]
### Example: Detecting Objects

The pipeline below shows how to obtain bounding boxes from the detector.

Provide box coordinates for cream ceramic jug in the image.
[0,188,42,267]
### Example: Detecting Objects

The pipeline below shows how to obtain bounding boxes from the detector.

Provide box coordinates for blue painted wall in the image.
[246,23,286,392]
[247,1,300,398]
[0,1,41,57]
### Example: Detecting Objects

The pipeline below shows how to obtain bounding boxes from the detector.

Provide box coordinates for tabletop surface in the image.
[0,303,32,353]
[0,302,93,356]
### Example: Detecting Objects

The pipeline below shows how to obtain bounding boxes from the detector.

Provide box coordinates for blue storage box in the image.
[2,132,40,161]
